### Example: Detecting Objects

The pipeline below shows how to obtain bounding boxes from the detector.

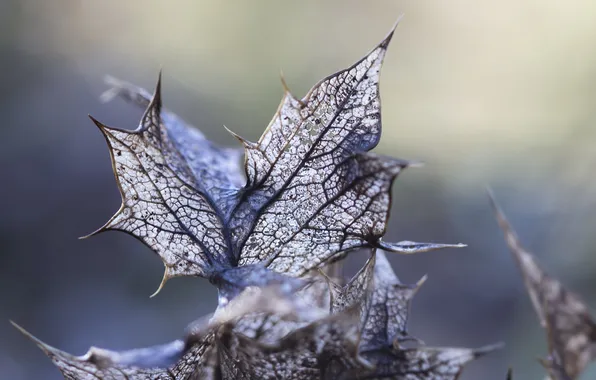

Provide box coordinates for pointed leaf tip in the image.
[155,70,162,92]
[379,14,403,49]
[78,224,107,240]
[11,321,58,356]
[486,186,503,217]
[223,125,255,148]
[378,240,466,254]
[151,71,162,110]
[149,267,171,298]
[88,114,107,130]
[279,69,290,94]
[10,320,31,339]
[414,274,428,293]
[79,206,124,240]
[278,70,302,103]
[486,188,522,245]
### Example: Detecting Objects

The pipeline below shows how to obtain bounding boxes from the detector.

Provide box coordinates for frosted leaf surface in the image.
[89,76,234,287]
[230,27,461,275]
[230,31,394,266]
[101,75,245,204]
[92,23,463,295]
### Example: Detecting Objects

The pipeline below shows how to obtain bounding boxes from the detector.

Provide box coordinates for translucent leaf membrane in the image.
[360,250,427,351]
[91,21,463,296]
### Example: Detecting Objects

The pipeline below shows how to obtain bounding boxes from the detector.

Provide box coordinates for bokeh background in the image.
[2,1,596,379]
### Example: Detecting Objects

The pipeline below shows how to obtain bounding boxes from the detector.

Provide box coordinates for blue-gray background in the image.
[3,1,596,379]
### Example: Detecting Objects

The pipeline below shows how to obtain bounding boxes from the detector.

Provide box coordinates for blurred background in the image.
[2,0,596,378]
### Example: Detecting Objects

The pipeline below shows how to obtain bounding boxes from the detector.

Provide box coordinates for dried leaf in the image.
[488,190,596,379]
[100,74,246,203]
[14,20,486,380]
[88,75,235,287]
[326,251,376,313]
[359,343,504,380]
[539,299,577,380]
[92,22,462,298]
[11,320,213,380]
[13,286,318,380]
[232,276,331,344]
[191,343,221,380]
[323,249,426,352]
[360,250,426,352]
[219,309,362,380]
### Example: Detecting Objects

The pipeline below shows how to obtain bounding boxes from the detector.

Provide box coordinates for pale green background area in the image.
[2,1,596,379]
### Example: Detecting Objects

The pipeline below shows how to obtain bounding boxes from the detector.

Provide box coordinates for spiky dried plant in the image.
[22,20,596,379]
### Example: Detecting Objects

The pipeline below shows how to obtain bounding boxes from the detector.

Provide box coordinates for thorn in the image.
[152,70,163,111]
[78,227,105,240]
[278,70,303,105]
[79,207,123,240]
[280,69,290,94]
[223,125,256,148]
[277,69,306,107]
[150,266,171,298]
[10,321,57,355]
[486,186,517,238]
[137,71,164,133]
[379,14,404,49]
[486,187,529,262]
[10,320,31,339]
[486,186,504,218]
[485,186,498,210]
[412,274,428,295]
[88,115,107,130]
